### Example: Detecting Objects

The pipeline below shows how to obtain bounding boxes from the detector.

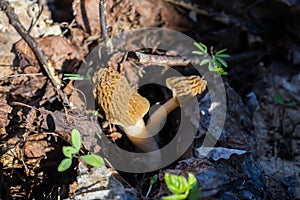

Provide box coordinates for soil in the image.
[0,0,299,199]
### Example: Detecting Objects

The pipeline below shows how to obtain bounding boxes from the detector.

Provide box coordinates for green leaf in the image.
[220,71,228,76]
[192,51,204,55]
[58,158,72,172]
[64,73,82,77]
[199,43,208,53]
[200,59,210,66]
[212,57,222,68]
[215,56,228,67]
[71,129,82,151]
[81,154,105,167]
[217,54,230,58]
[86,67,93,80]
[216,67,227,76]
[63,77,85,81]
[150,174,158,185]
[63,74,87,81]
[215,48,227,55]
[165,173,188,195]
[187,173,197,188]
[193,42,207,53]
[62,146,78,158]
[286,101,296,107]
[210,66,226,76]
[187,173,200,200]
[162,194,188,200]
[274,92,285,105]
[210,65,218,72]
[208,61,214,71]
[193,42,205,52]
[94,110,99,116]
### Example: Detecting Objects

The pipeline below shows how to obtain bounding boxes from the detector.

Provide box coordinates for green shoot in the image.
[63,67,93,81]
[187,173,201,200]
[58,158,72,171]
[145,174,158,198]
[163,173,200,200]
[71,129,81,152]
[57,129,105,172]
[193,42,230,76]
[94,110,99,116]
[80,154,105,167]
[273,92,296,107]
[63,74,87,81]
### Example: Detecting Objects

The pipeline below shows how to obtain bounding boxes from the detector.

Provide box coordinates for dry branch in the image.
[135,52,190,66]
[134,50,264,67]
[99,0,108,40]
[0,0,70,107]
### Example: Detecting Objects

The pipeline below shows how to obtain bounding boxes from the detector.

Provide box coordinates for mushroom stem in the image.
[123,119,159,152]
[123,119,162,169]
[160,97,180,114]
[147,97,180,135]
[147,76,207,136]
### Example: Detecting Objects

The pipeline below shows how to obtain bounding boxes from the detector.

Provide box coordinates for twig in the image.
[0,73,43,80]
[99,0,108,40]
[0,0,70,107]
[135,52,190,66]
[28,4,44,34]
[134,50,265,66]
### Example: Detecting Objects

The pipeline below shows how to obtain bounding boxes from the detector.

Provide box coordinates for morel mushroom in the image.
[147,75,207,135]
[94,67,159,153]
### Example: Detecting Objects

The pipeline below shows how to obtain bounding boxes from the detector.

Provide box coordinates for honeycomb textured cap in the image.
[94,67,150,127]
[166,76,207,99]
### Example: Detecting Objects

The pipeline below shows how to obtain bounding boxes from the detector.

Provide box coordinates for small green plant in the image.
[63,67,93,81]
[63,74,86,81]
[273,92,296,107]
[57,129,104,172]
[94,110,99,116]
[163,173,200,200]
[146,174,158,198]
[192,42,230,76]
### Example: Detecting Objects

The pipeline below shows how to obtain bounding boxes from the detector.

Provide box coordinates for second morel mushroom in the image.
[93,67,160,153]
[147,75,207,135]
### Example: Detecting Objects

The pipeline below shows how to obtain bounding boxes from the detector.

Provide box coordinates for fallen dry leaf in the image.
[24,140,51,158]
[39,82,56,106]
[108,132,122,142]
[15,35,84,71]
[0,95,12,135]
[73,0,129,35]
[73,0,101,35]
[10,76,46,99]
[0,0,61,68]
[0,146,22,168]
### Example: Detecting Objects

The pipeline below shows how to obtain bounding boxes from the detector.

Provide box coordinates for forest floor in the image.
[0,0,300,199]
